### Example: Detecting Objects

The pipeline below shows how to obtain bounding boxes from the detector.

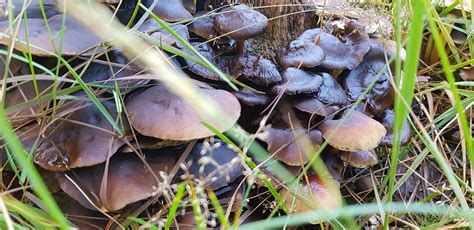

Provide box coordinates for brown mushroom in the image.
[338,149,378,168]
[139,18,190,48]
[56,150,180,211]
[0,14,106,56]
[125,85,240,141]
[0,0,59,21]
[228,55,281,86]
[264,127,323,166]
[232,88,271,107]
[292,97,339,117]
[213,4,268,54]
[298,28,370,70]
[272,68,322,95]
[276,39,325,69]
[34,99,130,171]
[188,11,220,40]
[319,111,387,151]
[315,72,348,105]
[183,42,229,80]
[150,0,193,22]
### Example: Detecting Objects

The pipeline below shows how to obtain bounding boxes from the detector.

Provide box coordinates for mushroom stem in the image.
[236,40,245,54]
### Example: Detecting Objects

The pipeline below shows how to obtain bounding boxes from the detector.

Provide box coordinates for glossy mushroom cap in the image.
[213,4,268,41]
[150,0,193,22]
[0,14,105,56]
[276,39,325,69]
[188,11,219,40]
[315,72,348,105]
[377,109,411,147]
[340,46,395,115]
[338,149,378,168]
[181,139,243,190]
[292,97,339,117]
[228,55,281,86]
[232,88,271,106]
[56,150,180,211]
[319,111,387,151]
[125,85,240,141]
[264,127,323,166]
[298,28,370,70]
[272,68,322,95]
[34,100,130,171]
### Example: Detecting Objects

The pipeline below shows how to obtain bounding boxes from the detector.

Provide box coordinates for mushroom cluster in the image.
[0,1,411,228]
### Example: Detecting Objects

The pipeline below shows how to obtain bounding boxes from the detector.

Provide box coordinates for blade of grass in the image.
[386,1,427,227]
[207,188,231,229]
[165,183,186,230]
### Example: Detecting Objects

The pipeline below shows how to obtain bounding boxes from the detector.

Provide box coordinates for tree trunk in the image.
[210,0,319,57]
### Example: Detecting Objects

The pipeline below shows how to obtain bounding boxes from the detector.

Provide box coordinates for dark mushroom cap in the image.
[232,88,271,106]
[340,46,395,115]
[34,100,130,171]
[0,124,41,165]
[298,28,370,70]
[139,19,190,48]
[338,149,378,168]
[125,85,240,141]
[151,0,193,22]
[319,111,387,151]
[460,66,474,81]
[213,4,268,41]
[120,135,185,153]
[264,127,323,166]
[0,0,59,21]
[56,150,180,211]
[180,139,243,190]
[377,109,411,147]
[4,77,57,127]
[0,52,23,80]
[188,11,219,40]
[183,42,227,80]
[276,39,325,69]
[228,55,282,86]
[315,72,348,105]
[292,97,339,117]
[272,67,322,95]
[282,172,342,223]
[0,14,105,56]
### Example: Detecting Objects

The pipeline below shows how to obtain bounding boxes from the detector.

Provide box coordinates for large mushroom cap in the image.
[34,100,130,171]
[276,39,325,69]
[319,111,387,151]
[56,150,180,211]
[228,55,281,86]
[181,139,243,190]
[126,85,240,141]
[298,28,370,70]
[315,72,348,105]
[340,46,395,115]
[272,67,323,95]
[0,14,105,56]
[150,0,193,22]
[213,4,268,41]
[264,127,323,166]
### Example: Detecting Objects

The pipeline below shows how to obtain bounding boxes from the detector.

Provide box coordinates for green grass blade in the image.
[207,188,231,229]
[165,183,186,230]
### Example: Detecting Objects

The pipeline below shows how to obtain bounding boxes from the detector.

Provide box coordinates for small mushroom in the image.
[282,172,342,224]
[315,72,348,105]
[139,18,190,48]
[377,109,412,147]
[460,66,473,81]
[150,0,193,22]
[232,88,271,107]
[0,14,105,56]
[319,111,387,151]
[180,139,243,190]
[338,149,378,168]
[125,85,240,141]
[183,42,228,80]
[34,100,130,171]
[276,39,325,69]
[292,97,339,117]
[213,4,268,54]
[56,150,180,211]
[340,46,395,115]
[188,11,219,40]
[298,28,370,70]
[264,127,323,166]
[228,55,281,86]
[272,68,322,95]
